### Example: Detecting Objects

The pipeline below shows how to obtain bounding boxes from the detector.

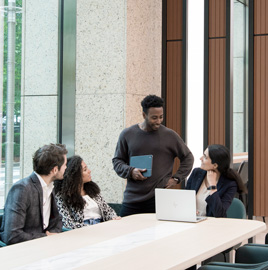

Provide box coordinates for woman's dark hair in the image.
[141,95,164,114]
[207,144,247,194]
[54,155,100,211]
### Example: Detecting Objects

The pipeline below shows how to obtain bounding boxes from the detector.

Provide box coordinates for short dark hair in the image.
[33,143,68,175]
[141,95,164,114]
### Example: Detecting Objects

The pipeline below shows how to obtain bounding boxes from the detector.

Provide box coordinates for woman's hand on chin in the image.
[207,170,217,186]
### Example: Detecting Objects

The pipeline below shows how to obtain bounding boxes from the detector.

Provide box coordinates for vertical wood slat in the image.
[167,0,183,40]
[207,0,226,147]
[254,36,268,216]
[166,0,183,136]
[255,0,268,35]
[253,0,268,217]
[266,0,268,34]
[166,42,182,136]
[266,36,268,215]
[209,0,226,38]
[165,1,184,178]
[208,39,226,145]
[209,39,215,142]
[260,37,265,215]
[253,36,260,216]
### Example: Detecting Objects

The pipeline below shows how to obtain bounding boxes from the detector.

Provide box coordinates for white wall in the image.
[187,0,205,169]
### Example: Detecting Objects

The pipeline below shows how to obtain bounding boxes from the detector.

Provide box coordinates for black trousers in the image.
[120,196,156,217]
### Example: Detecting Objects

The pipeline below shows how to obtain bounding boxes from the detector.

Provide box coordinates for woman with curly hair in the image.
[54,155,120,229]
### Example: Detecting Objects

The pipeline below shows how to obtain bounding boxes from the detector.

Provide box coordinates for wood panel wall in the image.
[165,0,183,137]
[166,42,182,133]
[206,0,227,146]
[164,0,184,177]
[253,0,268,216]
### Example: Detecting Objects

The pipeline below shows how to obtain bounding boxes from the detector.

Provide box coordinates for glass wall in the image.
[233,0,248,154]
[0,0,61,210]
[0,0,22,209]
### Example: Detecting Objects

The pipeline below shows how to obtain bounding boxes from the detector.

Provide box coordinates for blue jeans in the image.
[84,218,103,225]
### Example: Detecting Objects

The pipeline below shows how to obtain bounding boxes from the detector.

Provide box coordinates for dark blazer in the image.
[0,172,62,245]
[186,168,238,217]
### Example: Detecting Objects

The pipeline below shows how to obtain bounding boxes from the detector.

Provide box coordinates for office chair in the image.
[237,160,248,185]
[198,261,268,270]
[235,243,268,264]
[201,198,247,265]
[62,227,71,232]
[198,244,268,269]
[198,231,268,269]
[0,213,6,247]
[237,160,248,213]
[217,198,247,261]
[108,203,122,216]
[226,198,246,219]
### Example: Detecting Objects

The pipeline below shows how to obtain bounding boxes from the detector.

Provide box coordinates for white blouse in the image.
[83,195,102,220]
[196,180,211,216]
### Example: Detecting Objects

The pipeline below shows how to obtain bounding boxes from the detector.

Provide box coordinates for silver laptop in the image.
[155,188,207,223]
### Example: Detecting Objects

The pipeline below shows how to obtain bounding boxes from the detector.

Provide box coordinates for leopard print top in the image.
[55,193,118,229]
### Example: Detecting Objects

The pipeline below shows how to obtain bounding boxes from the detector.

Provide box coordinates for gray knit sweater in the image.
[112,124,194,203]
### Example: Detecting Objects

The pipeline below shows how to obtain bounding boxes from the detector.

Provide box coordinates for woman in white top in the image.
[54,155,120,229]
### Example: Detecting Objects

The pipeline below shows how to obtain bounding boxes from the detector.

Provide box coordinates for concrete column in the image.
[75,0,162,202]
[20,0,59,176]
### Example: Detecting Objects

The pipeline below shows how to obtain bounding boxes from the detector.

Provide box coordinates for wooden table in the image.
[0,214,266,270]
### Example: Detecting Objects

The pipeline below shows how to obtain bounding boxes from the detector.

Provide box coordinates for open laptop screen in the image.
[155,188,206,223]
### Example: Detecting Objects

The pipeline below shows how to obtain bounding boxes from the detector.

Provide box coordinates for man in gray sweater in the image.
[113,95,194,216]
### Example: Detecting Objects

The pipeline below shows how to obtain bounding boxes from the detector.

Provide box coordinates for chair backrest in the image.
[226,198,246,219]
[0,213,3,228]
[238,160,248,185]
[0,213,7,247]
[108,203,122,216]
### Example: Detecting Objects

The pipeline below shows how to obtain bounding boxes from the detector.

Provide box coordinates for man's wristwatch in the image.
[172,177,179,182]
[207,185,217,190]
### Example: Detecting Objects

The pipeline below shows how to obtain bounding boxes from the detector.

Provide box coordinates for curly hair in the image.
[141,95,164,114]
[33,143,68,175]
[54,155,100,211]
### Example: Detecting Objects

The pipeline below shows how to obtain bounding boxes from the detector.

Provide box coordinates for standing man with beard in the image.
[113,95,194,217]
[0,143,68,245]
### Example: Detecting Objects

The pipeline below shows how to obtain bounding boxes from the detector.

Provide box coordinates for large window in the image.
[0,0,61,210]
[233,0,248,154]
[0,0,22,209]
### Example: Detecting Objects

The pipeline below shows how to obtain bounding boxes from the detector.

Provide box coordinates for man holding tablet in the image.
[113,95,194,216]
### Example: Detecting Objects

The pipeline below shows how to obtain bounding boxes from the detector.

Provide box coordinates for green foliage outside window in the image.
[2,0,22,161]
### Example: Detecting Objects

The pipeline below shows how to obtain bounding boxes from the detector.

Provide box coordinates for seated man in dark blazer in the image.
[0,143,68,245]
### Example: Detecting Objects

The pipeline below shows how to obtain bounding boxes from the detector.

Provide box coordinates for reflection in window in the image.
[233,0,248,153]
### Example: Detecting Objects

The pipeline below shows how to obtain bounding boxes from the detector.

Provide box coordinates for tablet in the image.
[129,155,153,177]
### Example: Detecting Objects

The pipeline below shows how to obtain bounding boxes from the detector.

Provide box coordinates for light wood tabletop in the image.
[0,214,266,270]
